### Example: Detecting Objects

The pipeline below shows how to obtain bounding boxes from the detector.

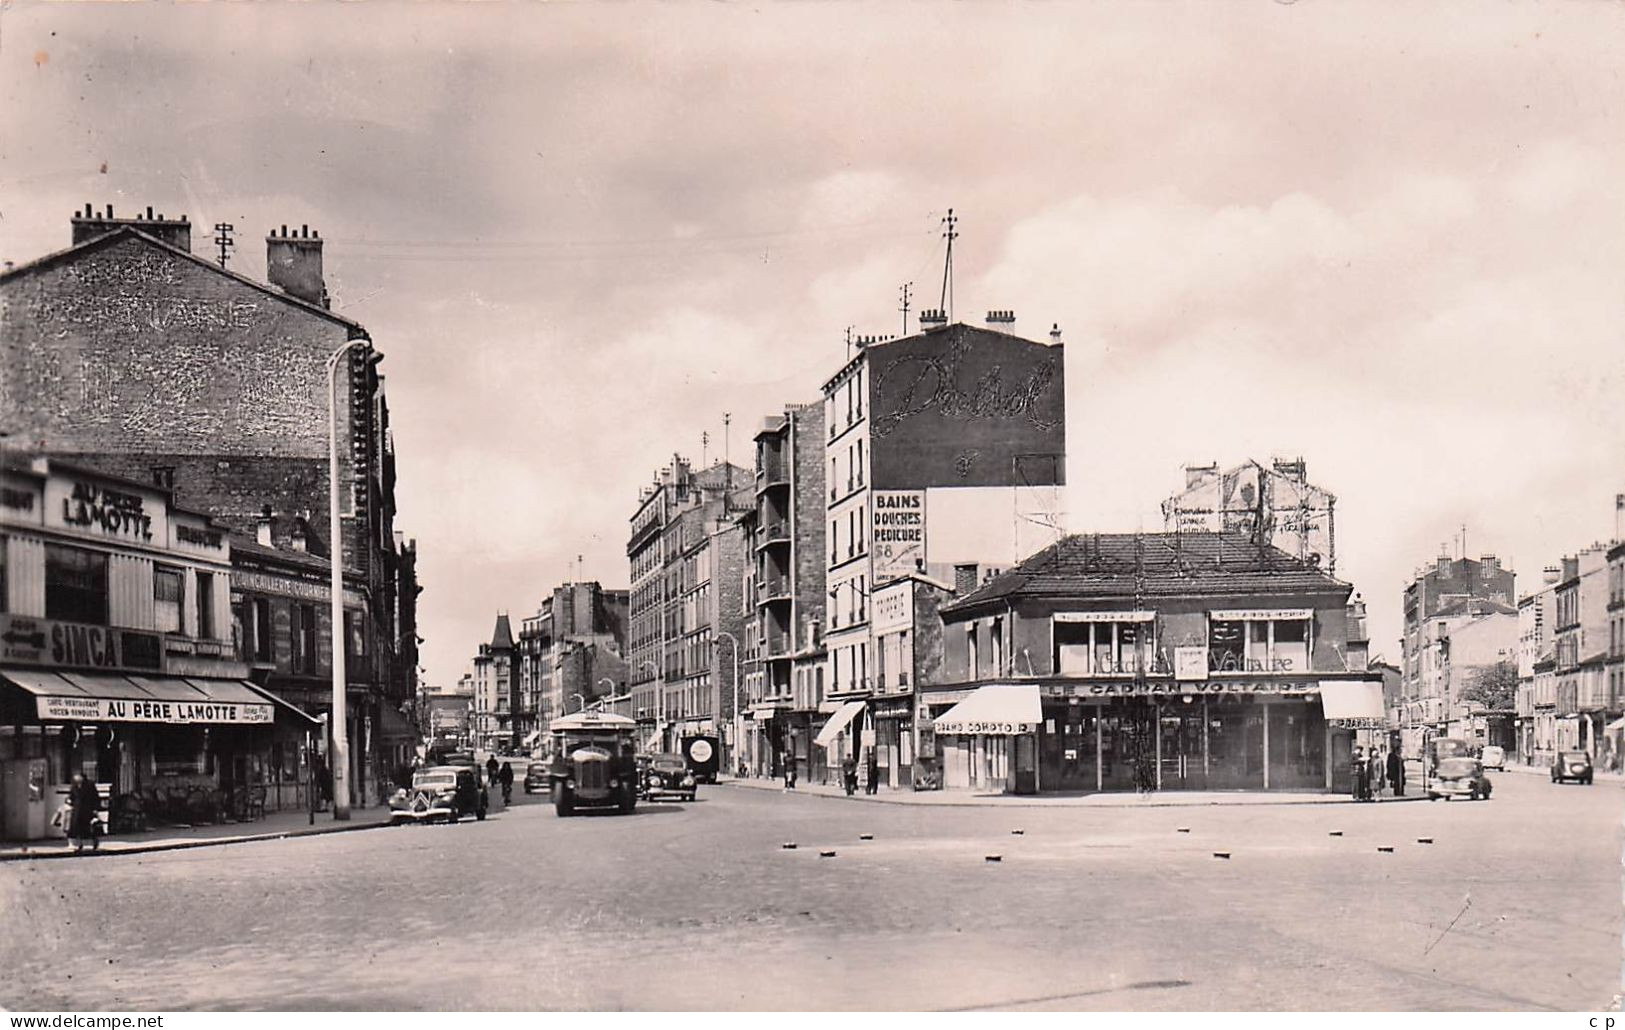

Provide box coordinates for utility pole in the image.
[723,413,732,493]
[939,208,958,322]
[898,281,912,335]
[701,431,710,468]
[212,223,235,269]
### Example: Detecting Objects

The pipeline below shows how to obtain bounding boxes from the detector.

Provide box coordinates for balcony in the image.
[757,522,790,550]
[757,457,789,489]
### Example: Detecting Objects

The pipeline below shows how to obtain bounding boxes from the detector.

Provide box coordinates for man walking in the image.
[1386,746,1406,797]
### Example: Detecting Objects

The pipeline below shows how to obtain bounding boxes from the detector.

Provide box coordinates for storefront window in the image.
[45,544,108,625]
[1054,619,1158,676]
[154,567,184,634]
[1209,620,1246,672]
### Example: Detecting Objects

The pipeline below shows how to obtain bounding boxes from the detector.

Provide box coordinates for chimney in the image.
[256,506,274,547]
[71,202,192,251]
[1561,555,1579,582]
[953,562,980,595]
[266,224,329,308]
[919,308,948,331]
[1479,555,1499,573]
[1184,462,1219,491]
[1049,323,1063,346]
[290,517,309,554]
[1542,565,1561,585]
[1271,457,1307,482]
[985,309,1016,333]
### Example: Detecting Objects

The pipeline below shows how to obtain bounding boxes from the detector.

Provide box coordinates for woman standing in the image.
[67,773,100,853]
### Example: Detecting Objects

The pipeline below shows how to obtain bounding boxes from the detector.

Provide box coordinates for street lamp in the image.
[325,336,369,820]
[714,631,740,774]
[571,692,587,713]
[641,659,662,750]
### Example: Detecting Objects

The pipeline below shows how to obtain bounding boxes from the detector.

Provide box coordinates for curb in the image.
[0,817,395,862]
[718,781,1431,810]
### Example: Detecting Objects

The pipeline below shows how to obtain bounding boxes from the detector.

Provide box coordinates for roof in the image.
[820,321,1058,394]
[944,531,1349,614]
[1433,597,1518,619]
[0,225,367,333]
[490,613,515,651]
[228,533,333,573]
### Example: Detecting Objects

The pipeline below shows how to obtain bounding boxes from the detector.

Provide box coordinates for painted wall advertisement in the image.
[872,490,926,580]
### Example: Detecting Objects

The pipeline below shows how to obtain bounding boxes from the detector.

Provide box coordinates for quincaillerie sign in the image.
[35,694,273,725]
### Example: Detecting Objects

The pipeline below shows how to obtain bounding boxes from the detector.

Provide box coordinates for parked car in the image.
[641,753,697,802]
[1428,757,1492,801]
[389,766,488,823]
[523,761,549,794]
[1551,750,1594,784]
[1479,745,1506,771]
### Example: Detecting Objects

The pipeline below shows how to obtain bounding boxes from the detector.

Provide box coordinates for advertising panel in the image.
[872,490,926,580]
[868,326,1065,489]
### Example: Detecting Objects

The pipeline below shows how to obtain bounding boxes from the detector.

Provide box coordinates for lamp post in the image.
[714,631,740,774]
[572,692,587,713]
[325,336,368,820]
[596,677,615,712]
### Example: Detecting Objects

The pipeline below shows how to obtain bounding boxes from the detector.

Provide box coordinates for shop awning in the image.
[1606,715,1625,732]
[521,729,543,747]
[1,668,295,726]
[1318,680,1387,726]
[931,684,1041,735]
[813,700,867,748]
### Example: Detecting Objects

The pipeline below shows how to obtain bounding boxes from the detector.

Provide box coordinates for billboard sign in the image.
[868,326,1065,489]
[872,490,926,579]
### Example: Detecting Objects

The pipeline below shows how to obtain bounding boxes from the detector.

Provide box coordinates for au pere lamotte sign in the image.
[35,694,273,724]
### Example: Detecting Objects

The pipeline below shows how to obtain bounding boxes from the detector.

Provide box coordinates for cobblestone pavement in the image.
[1,773,1617,1011]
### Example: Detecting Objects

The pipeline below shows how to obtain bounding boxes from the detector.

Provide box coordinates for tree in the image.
[1459,659,1518,711]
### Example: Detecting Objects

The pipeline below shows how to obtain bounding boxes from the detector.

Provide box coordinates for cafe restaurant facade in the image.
[919,532,1387,795]
[0,456,318,841]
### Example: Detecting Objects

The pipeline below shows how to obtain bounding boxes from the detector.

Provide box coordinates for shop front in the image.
[868,696,914,789]
[928,684,1042,794]
[813,699,867,785]
[922,677,1384,794]
[0,667,321,840]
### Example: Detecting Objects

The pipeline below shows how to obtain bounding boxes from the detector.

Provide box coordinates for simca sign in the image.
[35,695,272,724]
[0,614,162,671]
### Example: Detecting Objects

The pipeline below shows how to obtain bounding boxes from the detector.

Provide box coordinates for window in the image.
[253,597,273,661]
[196,571,215,640]
[293,603,318,675]
[991,617,1004,675]
[856,505,865,554]
[154,567,184,633]
[45,544,108,625]
[967,625,979,677]
[856,439,864,486]
[0,535,7,614]
[345,609,367,659]
[847,511,856,558]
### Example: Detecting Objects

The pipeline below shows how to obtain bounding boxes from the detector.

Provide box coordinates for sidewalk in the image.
[0,805,395,862]
[720,776,1427,808]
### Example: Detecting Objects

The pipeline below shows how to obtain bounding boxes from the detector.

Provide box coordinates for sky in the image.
[3,2,1621,688]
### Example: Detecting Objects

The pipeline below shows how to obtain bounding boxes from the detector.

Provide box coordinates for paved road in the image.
[1,773,1617,1011]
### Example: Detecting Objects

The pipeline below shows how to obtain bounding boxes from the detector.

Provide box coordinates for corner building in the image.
[923,532,1385,794]
[819,313,1065,784]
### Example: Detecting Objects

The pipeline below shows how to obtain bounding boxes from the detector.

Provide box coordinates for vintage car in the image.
[641,753,697,802]
[547,710,639,816]
[681,735,721,784]
[523,761,549,794]
[1427,757,1493,801]
[389,766,488,823]
[1551,750,1594,784]
[1478,744,1506,771]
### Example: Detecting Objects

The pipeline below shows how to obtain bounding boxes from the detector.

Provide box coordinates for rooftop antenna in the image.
[701,430,710,468]
[938,208,958,322]
[898,281,913,336]
[211,222,236,269]
[723,413,732,492]
[845,325,855,360]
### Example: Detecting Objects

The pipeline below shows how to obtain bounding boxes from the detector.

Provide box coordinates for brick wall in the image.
[713,520,746,727]
[791,402,827,650]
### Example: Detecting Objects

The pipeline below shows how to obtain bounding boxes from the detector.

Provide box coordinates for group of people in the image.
[839,751,881,796]
[1351,744,1406,801]
[484,756,515,804]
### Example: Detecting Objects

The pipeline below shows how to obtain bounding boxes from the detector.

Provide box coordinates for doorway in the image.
[1157,702,1208,789]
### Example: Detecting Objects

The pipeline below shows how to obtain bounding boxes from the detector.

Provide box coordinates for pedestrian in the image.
[67,772,100,853]
[865,749,880,795]
[1369,748,1386,800]
[783,751,797,790]
[1386,746,1406,797]
[841,752,858,796]
[498,761,514,805]
[485,755,499,784]
[1350,745,1365,801]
